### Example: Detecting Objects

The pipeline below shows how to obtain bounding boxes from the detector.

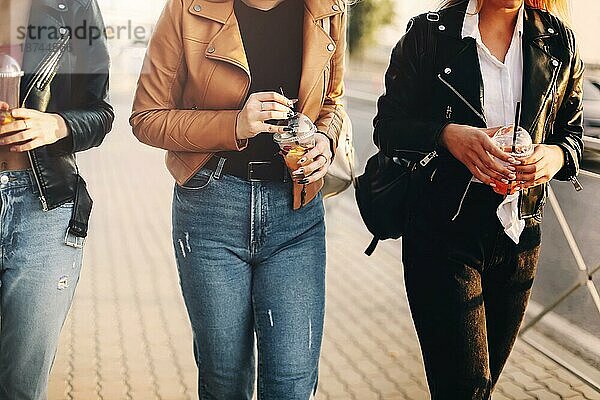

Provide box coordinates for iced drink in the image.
[491,125,533,195]
[273,113,317,171]
[0,54,24,125]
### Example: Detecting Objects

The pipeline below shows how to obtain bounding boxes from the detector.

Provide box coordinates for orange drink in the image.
[273,113,317,173]
[490,125,534,196]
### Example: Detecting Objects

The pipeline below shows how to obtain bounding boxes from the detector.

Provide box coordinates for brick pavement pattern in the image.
[46,92,600,400]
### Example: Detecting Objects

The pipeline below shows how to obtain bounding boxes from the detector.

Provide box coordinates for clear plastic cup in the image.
[0,54,24,125]
[492,125,534,195]
[273,113,317,171]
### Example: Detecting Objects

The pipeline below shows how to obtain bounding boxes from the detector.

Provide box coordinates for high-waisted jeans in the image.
[0,170,84,400]
[172,166,326,400]
[403,183,542,400]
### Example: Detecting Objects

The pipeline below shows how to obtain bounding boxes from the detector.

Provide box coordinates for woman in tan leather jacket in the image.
[130,0,347,398]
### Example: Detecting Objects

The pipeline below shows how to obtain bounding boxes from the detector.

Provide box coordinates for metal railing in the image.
[519,140,600,391]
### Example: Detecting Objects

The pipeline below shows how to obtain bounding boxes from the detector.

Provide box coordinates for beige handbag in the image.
[320,14,355,199]
[323,113,355,199]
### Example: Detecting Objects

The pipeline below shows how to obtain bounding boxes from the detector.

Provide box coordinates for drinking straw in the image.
[512,102,521,154]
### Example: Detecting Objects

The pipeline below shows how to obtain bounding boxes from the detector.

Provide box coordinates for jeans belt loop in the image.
[213,157,226,180]
[64,229,85,249]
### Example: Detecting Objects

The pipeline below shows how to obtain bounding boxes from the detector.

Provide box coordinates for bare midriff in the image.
[0,0,32,171]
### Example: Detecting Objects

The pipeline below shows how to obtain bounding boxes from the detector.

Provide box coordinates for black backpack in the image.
[355,12,439,256]
[355,155,419,255]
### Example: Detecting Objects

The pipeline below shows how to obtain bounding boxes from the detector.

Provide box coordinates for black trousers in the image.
[403,184,542,400]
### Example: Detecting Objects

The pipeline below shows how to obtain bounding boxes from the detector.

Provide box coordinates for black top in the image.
[218,0,304,170]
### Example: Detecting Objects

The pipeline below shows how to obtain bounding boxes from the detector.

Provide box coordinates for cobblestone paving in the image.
[47,93,600,399]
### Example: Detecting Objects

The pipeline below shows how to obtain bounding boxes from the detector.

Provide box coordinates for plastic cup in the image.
[273,113,317,171]
[0,54,24,126]
[491,125,534,195]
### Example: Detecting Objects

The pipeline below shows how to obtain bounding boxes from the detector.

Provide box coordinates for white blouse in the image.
[461,0,524,128]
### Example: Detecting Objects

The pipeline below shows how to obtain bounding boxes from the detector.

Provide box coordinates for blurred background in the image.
[48,1,600,399]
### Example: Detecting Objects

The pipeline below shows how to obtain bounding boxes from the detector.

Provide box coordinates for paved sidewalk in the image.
[46,92,600,400]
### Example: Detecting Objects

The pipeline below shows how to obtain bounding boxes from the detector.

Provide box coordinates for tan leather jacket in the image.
[130,0,347,209]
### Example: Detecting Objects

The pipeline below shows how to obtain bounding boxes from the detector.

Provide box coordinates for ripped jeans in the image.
[0,170,84,400]
[172,167,326,400]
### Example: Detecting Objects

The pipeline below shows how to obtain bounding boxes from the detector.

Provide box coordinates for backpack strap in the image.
[425,11,439,76]
[365,236,380,256]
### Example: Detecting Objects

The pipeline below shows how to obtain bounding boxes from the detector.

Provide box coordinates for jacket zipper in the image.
[452,179,472,221]
[438,74,487,124]
[419,151,438,167]
[20,37,71,212]
[27,151,48,211]
[570,177,583,192]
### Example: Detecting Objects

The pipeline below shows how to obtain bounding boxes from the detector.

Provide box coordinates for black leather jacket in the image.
[374,1,584,222]
[19,0,113,239]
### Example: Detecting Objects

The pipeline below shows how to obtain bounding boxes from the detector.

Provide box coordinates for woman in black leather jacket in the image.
[0,0,112,398]
[374,0,583,398]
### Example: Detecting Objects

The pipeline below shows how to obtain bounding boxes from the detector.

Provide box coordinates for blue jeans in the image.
[172,166,326,400]
[0,170,84,400]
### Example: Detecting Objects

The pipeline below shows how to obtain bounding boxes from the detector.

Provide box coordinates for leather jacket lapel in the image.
[190,1,251,77]
[21,0,71,106]
[521,7,561,138]
[433,2,486,126]
[436,38,486,126]
[297,7,337,112]
[188,0,341,111]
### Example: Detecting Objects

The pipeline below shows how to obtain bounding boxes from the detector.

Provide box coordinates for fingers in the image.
[10,108,37,119]
[516,162,549,186]
[473,154,515,185]
[483,138,518,165]
[0,102,9,111]
[291,136,331,184]
[301,144,329,166]
[252,92,294,108]
[257,122,288,134]
[260,101,293,114]
[0,129,37,146]
[258,110,289,122]
[474,142,515,177]
[0,119,29,135]
[519,145,544,165]
[298,164,328,184]
[293,156,329,184]
[468,163,495,187]
[9,138,42,152]
[293,155,328,181]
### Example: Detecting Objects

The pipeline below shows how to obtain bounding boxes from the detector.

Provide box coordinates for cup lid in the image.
[273,113,316,144]
[0,54,24,78]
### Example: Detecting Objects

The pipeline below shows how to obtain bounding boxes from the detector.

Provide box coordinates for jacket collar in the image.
[436,0,558,44]
[190,0,343,113]
[435,1,562,133]
[189,0,343,23]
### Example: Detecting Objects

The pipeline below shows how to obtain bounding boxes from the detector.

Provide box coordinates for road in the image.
[345,94,600,369]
